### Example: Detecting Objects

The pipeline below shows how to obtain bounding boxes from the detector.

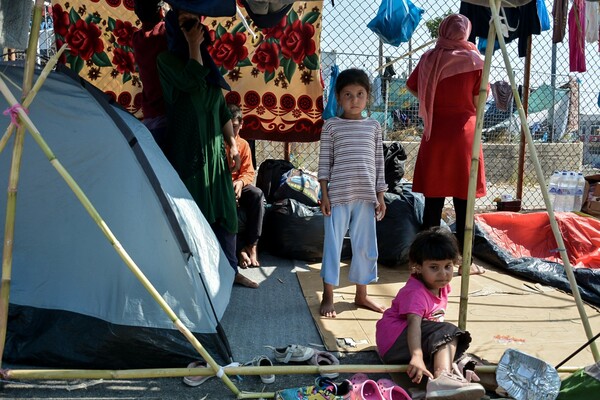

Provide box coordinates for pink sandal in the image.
[377,378,411,400]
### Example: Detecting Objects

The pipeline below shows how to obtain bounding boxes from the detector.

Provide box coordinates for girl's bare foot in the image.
[320,289,336,318]
[355,295,386,313]
[234,272,259,288]
[238,250,251,268]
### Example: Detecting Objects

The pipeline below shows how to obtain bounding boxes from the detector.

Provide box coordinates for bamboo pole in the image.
[1,364,582,381]
[458,4,498,330]
[0,0,45,369]
[486,0,599,361]
[0,77,240,396]
[0,44,69,156]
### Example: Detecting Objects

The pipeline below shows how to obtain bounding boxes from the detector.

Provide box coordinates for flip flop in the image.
[182,360,213,387]
[308,351,340,379]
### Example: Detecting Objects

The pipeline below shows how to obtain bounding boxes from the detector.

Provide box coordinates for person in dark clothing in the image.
[132,0,168,151]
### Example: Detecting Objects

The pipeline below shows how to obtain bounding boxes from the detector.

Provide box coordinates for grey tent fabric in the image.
[0,62,234,368]
[0,0,33,49]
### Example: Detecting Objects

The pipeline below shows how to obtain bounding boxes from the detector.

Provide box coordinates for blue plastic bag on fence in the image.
[367,0,424,46]
[536,0,550,31]
[322,65,339,120]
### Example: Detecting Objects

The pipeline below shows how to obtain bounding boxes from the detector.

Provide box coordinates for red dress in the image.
[407,64,486,199]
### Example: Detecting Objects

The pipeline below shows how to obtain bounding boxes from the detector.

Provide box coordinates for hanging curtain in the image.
[51,0,142,117]
[206,1,324,142]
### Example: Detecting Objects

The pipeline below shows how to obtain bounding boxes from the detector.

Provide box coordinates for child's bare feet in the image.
[320,299,336,318]
[234,272,259,288]
[320,284,336,318]
[244,244,260,267]
[355,284,386,313]
[238,250,251,268]
[355,295,386,313]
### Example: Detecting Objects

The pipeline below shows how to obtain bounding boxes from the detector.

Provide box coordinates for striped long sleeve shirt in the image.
[317,117,387,206]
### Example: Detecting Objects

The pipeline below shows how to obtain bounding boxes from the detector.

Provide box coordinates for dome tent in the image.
[0,62,234,369]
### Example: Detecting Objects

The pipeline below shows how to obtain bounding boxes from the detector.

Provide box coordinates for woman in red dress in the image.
[406,13,487,274]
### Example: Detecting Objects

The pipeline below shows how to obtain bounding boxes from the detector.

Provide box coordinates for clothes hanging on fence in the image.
[490,81,514,111]
[205,2,324,142]
[585,0,599,43]
[553,0,569,43]
[52,1,143,117]
[460,0,541,57]
[569,0,586,72]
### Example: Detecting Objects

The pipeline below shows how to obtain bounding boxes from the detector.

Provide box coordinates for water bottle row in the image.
[547,170,586,212]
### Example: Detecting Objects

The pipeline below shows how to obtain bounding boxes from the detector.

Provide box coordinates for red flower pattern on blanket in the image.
[51,1,324,140]
[51,0,141,116]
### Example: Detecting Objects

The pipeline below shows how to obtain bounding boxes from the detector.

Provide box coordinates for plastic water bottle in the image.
[547,171,560,209]
[562,172,577,212]
[554,171,569,212]
[573,172,586,212]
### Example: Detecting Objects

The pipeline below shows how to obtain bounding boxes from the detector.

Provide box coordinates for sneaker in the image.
[265,344,315,363]
[249,355,275,384]
[426,371,485,400]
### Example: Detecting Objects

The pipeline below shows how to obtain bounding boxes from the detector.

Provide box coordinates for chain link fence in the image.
[257,0,600,213]
[10,1,600,212]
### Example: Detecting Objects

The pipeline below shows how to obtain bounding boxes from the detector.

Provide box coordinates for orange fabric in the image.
[228,135,255,187]
[51,0,142,117]
[475,212,600,269]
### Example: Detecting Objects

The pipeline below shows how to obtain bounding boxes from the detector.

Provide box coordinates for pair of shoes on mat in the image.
[426,371,485,400]
[308,350,340,379]
[350,373,411,400]
[265,344,315,363]
[182,360,213,387]
[246,355,275,384]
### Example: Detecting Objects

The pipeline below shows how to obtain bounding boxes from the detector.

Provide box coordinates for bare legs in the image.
[320,283,386,318]
[320,282,336,318]
[432,338,458,378]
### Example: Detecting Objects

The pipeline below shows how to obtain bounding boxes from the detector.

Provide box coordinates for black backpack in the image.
[256,159,295,204]
[383,142,407,195]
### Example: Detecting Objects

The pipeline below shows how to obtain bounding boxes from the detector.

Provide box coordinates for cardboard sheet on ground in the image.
[297,260,600,367]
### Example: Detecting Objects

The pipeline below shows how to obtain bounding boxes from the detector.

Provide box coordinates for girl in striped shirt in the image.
[317,68,388,318]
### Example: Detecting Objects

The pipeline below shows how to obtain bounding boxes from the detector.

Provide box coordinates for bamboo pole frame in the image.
[0,0,45,369]
[459,5,498,330]
[458,0,599,363]
[0,2,594,397]
[0,44,69,157]
[0,364,581,380]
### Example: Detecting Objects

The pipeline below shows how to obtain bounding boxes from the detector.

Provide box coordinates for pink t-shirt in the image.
[375,275,450,358]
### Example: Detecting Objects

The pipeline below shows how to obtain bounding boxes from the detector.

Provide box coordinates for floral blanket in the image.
[50,0,324,142]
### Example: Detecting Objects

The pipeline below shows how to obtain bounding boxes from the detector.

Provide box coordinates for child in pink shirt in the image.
[376,228,485,399]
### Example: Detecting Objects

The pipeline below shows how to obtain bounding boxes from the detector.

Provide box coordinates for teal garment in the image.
[157,52,237,234]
